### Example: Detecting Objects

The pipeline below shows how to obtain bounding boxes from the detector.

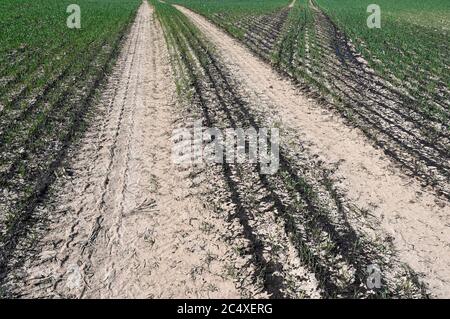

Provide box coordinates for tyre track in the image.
[4,2,241,299]
[156,2,426,298]
[174,4,449,298]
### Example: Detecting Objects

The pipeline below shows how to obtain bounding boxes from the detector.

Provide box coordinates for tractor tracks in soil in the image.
[3,2,244,299]
[174,4,449,298]
[1,1,449,299]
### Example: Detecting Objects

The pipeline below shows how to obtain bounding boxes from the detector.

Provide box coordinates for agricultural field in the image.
[0,0,140,279]
[169,0,450,200]
[166,0,292,55]
[0,0,449,301]
[147,0,428,298]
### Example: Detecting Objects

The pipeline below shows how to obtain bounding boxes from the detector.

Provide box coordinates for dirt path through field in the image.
[5,2,242,298]
[174,5,450,298]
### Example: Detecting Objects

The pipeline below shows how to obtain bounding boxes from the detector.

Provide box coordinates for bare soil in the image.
[174,4,449,298]
[3,2,244,299]
[2,1,448,299]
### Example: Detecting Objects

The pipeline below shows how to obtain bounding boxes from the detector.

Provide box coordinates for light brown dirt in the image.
[4,0,449,300]
[174,5,450,298]
[7,2,242,299]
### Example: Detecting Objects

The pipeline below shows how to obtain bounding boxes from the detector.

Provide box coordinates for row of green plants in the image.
[170,0,449,198]
[166,0,291,40]
[0,0,141,266]
[151,0,426,297]
[171,0,449,128]
[315,0,450,125]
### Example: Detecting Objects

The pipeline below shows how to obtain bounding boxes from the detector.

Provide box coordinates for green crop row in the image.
[146,1,428,297]
[0,0,141,263]
[166,0,290,16]
[170,0,450,198]
[315,0,450,122]
[0,0,140,106]
[166,0,291,39]
[171,0,449,125]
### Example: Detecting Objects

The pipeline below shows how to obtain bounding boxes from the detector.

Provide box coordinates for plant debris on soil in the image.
[0,0,448,299]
